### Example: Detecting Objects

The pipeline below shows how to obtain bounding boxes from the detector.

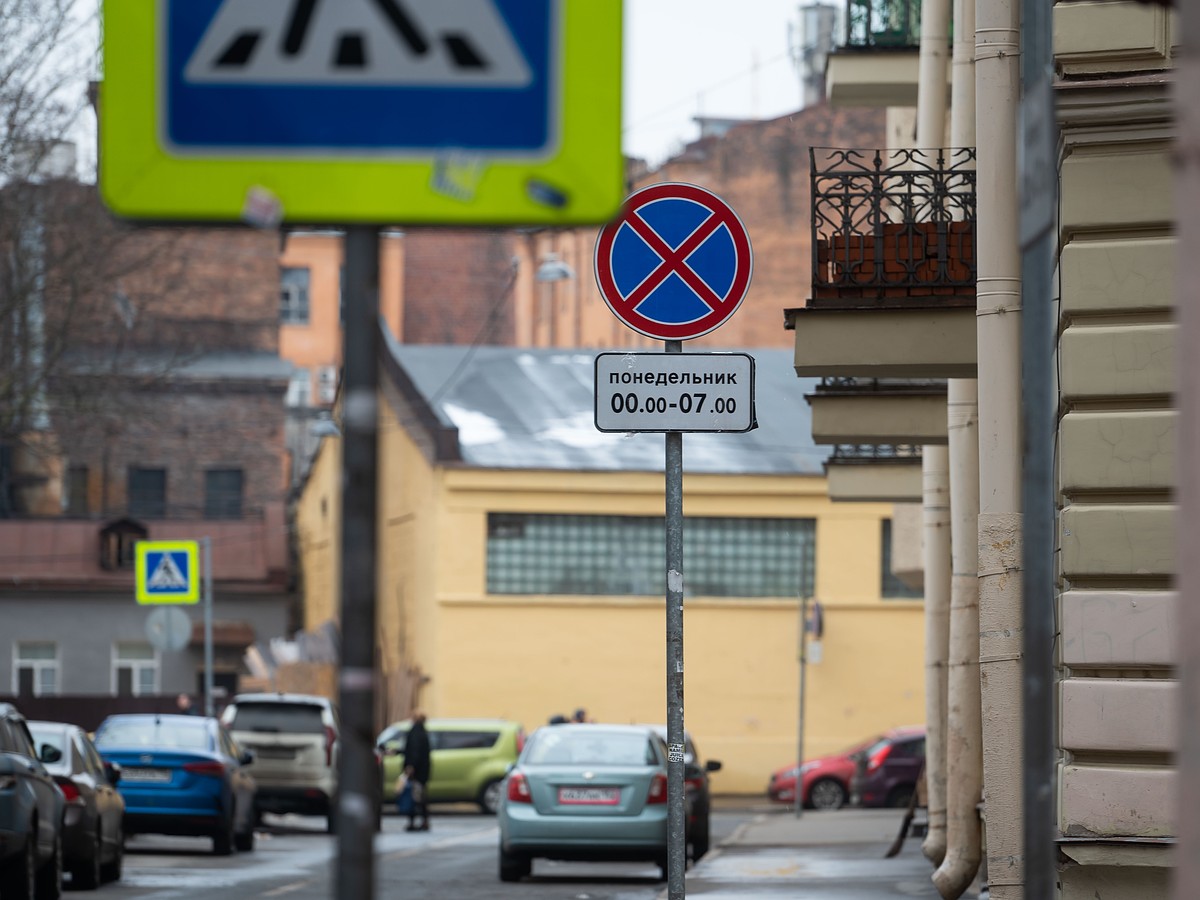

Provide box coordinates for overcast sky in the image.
[622,0,806,166]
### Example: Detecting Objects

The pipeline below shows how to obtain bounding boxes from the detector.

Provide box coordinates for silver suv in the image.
[221,693,339,832]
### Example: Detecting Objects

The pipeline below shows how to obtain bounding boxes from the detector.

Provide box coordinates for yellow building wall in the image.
[297,402,927,794]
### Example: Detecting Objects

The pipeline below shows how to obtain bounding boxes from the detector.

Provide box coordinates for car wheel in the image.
[808,777,847,811]
[478,779,503,815]
[71,827,103,890]
[887,784,915,809]
[34,829,61,900]
[100,825,122,884]
[212,814,235,856]
[690,813,711,862]
[498,847,530,882]
[0,828,37,900]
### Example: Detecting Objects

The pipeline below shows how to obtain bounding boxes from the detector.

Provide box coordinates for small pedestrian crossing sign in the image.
[136,541,201,605]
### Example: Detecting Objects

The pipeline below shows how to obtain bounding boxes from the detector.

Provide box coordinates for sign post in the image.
[594,182,753,900]
[104,4,623,897]
[135,539,213,712]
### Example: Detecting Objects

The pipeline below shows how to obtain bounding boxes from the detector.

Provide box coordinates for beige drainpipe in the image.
[915,0,952,867]
[972,0,1024,893]
[932,0,984,893]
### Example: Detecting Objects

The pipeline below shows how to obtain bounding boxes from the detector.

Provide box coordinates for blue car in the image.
[93,714,256,856]
[497,724,677,883]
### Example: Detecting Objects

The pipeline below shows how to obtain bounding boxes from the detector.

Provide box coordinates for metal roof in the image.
[382,338,830,475]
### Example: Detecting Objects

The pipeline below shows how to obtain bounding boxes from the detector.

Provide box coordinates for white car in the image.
[221,693,339,832]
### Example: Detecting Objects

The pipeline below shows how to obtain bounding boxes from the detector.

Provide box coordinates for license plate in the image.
[558,787,620,805]
[121,767,171,783]
[252,747,296,759]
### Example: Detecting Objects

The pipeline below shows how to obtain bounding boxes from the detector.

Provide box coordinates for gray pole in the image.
[1174,0,1200,895]
[664,338,686,899]
[203,536,214,717]
[1019,0,1056,889]
[795,593,807,818]
[336,226,381,900]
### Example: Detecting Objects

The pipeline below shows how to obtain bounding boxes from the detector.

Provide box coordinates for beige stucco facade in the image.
[296,370,927,794]
[1054,2,1178,890]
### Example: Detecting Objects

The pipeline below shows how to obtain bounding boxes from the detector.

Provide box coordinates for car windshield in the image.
[95,718,210,750]
[228,702,325,734]
[525,730,659,766]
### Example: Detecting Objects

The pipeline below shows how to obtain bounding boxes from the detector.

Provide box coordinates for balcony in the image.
[787,147,977,378]
[826,444,923,503]
[808,377,948,445]
[826,0,925,106]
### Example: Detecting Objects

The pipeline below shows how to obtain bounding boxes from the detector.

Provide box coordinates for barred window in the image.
[487,513,815,598]
[881,518,923,599]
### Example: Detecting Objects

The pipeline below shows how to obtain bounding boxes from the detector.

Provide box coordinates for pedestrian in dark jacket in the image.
[403,711,432,831]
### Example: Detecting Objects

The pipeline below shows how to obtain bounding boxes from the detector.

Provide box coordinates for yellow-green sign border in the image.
[135,540,201,605]
[100,1,624,226]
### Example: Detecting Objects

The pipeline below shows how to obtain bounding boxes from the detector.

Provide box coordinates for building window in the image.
[486,513,816,598]
[882,518,922,599]
[286,368,313,408]
[14,642,59,696]
[65,465,89,516]
[281,267,310,324]
[205,469,244,518]
[113,643,160,696]
[317,366,339,404]
[128,467,166,518]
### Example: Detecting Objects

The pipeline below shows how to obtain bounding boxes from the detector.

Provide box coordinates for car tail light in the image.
[506,772,532,803]
[647,773,668,805]
[866,745,893,774]
[684,775,703,792]
[184,761,227,777]
[516,730,526,754]
[54,777,82,804]
[324,726,337,767]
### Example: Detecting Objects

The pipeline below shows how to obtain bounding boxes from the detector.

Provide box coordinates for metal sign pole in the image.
[796,593,808,818]
[336,226,381,900]
[664,338,686,899]
[203,535,214,717]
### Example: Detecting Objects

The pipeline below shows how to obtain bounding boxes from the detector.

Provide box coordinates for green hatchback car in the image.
[376,718,525,814]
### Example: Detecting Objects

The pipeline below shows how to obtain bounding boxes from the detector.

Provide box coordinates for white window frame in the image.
[280,267,311,325]
[111,642,161,696]
[286,368,312,408]
[13,641,60,696]
[317,365,339,404]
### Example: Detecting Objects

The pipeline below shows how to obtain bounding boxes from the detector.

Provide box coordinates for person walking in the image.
[403,711,432,832]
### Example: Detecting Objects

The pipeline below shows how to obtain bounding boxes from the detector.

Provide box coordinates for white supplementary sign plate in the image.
[594,352,755,433]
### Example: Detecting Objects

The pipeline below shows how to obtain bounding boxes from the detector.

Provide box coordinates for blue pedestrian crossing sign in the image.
[100,0,624,225]
[136,541,201,605]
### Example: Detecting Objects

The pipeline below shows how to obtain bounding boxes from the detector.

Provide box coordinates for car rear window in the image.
[95,718,210,751]
[525,730,659,766]
[228,702,326,735]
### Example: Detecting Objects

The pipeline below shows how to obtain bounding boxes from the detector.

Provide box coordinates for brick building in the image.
[0,185,295,708]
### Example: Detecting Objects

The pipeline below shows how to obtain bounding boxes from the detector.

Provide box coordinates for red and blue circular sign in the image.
[593,182,753,341]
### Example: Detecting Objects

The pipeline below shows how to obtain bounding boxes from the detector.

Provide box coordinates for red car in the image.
[766,726,924,811]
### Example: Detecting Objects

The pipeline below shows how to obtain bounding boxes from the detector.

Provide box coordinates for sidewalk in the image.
[668,807,983,899]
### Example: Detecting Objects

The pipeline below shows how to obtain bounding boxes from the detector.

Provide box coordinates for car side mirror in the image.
[240,749,255,766]
[105,762,122,785]
[706,760,722,773]
[39,744,62,764]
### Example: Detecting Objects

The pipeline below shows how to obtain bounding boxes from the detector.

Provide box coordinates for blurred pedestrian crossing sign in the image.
[100,0,624,225]
[136,541,201,605]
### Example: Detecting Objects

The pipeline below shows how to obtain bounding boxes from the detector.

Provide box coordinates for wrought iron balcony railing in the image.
[829,444,923,463]
[811,147,976,306]
[842,0,922,49]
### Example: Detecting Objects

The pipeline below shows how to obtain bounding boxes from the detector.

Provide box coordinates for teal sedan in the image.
[497,724,677,882]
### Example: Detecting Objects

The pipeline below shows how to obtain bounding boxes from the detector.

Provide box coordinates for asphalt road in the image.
[76,806,750,900]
